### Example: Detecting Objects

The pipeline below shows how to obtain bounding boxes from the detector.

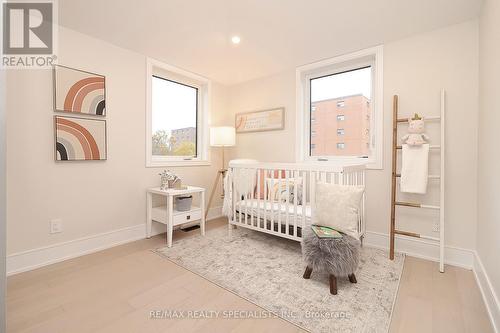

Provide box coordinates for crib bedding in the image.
[235,199,311,224]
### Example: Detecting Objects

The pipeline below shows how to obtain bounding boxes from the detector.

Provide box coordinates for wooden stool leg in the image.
[348,273,357,284]
[303,266,313,279]
[329,274,337,295]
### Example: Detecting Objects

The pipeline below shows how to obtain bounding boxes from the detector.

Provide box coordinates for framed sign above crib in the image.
[235,107,284,133]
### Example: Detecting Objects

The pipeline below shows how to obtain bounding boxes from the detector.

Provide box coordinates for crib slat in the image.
[310,171,316,225]
[236,169,242,224]
[362,171,366,236]
[263,169,268,230]
[256,169,261,228]
[244,169,248,226]
[231,169,236,224]
[270,170,274,231]
[250,168,255,226]
[277,170,282,232]
[285,170,290,235]
[293,170,298,237]
[301,171,306,233]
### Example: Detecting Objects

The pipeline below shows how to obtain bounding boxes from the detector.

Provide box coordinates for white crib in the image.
[227,161,366,242]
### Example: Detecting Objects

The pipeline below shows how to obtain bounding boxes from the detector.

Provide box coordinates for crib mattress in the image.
[235,199,311,224]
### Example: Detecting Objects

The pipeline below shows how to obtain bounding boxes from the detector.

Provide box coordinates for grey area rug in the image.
[155,226,404,333]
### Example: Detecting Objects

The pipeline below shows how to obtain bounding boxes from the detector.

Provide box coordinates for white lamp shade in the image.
[210,127,236,147]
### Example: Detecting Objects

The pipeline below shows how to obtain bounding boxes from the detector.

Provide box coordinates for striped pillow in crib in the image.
[254,169,285,199]
[266,178,303,205]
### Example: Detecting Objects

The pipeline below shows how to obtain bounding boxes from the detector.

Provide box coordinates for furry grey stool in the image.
[302,227,360,295]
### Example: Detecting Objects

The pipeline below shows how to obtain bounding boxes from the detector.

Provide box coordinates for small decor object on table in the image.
[146,186,205,248]
[302,227,360,295]
[159,170,185,190]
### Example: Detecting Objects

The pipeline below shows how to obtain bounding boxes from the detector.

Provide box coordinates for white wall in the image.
[5,26,229,256]
[477,0,500,329]
[227,21,479,252]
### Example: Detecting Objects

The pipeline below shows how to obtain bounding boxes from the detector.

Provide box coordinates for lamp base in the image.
[205,168,227,220]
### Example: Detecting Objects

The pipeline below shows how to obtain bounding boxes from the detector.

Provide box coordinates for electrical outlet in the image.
[50,219,63,234]
[432,221,440,233]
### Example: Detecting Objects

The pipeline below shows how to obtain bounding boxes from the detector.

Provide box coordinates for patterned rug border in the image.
[152,229,406,333]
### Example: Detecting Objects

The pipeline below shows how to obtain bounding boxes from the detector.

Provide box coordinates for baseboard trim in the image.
[364,231,475,269]
[473,252,500,333]
[7,206,223,276]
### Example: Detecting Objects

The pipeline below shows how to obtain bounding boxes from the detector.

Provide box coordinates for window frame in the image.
[146,58,211,167]
[295,46,383,169]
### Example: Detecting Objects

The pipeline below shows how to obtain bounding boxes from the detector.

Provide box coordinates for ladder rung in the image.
[397,116,441,123]
[395,174,440,179]
[395,201,440,210]
[394,230,440,242]
[396,145,440,149]
[394,229,420,238]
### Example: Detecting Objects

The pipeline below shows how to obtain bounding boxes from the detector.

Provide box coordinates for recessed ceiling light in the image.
[231,36,241,45]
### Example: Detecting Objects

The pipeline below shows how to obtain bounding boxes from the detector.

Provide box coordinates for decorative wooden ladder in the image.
[390,90,446,272]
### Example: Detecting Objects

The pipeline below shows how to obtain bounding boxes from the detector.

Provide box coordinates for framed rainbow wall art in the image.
[54,116,107,161]
[235,107,285,133]
[53,65,106,116]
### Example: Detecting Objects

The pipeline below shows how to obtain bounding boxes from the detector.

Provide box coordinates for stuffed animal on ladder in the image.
[401,114,429,146]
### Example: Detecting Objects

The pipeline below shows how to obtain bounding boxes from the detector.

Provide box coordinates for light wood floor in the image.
[6,218,493,333]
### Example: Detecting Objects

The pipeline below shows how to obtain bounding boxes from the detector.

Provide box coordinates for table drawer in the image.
[173,209,201,226]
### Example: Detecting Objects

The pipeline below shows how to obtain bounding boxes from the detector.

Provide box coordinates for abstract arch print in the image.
[54,65,106,116]
[55,116,107,161]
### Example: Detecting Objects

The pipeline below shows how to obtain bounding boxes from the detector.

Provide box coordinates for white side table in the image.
[146,186,206,247]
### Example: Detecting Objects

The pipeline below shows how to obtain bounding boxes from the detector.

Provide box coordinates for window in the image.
[146,59,210,167]
[152,77,197,158]
[296,46,383,169]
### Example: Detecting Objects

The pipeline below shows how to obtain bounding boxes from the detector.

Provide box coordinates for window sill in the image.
[300,158,382,170]
[146,159,211,168]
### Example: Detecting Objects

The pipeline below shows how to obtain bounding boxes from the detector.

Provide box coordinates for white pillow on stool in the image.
[314,182,365,240]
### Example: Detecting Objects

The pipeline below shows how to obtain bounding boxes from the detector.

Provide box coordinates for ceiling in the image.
[58,0,482,85]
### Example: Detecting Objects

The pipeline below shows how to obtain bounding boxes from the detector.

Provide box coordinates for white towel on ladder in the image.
[401,144,429,194]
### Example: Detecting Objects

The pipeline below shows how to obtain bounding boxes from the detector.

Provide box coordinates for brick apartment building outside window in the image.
[310,94,371,157]
[309,66,372,158]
